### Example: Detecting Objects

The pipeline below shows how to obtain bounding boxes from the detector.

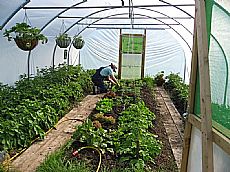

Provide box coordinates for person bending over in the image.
[92,63,119,93]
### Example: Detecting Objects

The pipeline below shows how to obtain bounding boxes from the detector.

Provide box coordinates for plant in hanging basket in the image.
[3,22,48,51]
[73,35,85,49]
[55,33,71,48]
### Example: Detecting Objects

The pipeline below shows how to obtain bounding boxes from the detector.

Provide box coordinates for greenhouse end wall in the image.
[187,127,230,172]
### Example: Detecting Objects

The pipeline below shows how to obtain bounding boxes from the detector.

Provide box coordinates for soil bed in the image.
[141,87,178,172]
[63,87,179,172]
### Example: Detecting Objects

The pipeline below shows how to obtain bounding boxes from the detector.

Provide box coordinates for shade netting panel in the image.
[194,0,230,138]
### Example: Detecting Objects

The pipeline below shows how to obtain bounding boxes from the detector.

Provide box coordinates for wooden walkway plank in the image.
[155,87,184,170]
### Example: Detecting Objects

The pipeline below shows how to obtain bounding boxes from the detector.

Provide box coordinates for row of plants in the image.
[0,64,93,153]
[36,79,161,171]
[144,71,188,115]
[3,23,84,51]
[163,73,189,115]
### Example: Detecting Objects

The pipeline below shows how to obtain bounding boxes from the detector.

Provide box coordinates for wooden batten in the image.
[195,0,213,171]
[188,114,230,155]
[188,30,198,114]
[118,29,122,79]
[141,29,146,79]
[180,120,192,172]
[180,19,198,172]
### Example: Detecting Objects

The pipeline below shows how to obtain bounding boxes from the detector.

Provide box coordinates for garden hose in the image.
[72,146,102,172]
[8,148,26,162]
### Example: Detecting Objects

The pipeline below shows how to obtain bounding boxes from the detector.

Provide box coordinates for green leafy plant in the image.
[96,98,113,113]
[55,33,70,41]
[3,23,48,43]
[164,73,188,115]
[36,78,163,171]
[73,35,85,49]
[0,64,93,152]
[142,76,155,88]
[113,101,161,167]
[154,71,165,86]
[73,119,115,154]
[74,99,161,169]
[3,23,48,51]
[55,33,71,48]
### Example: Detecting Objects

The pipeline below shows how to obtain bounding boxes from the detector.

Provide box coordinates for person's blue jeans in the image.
[92,78,107,93]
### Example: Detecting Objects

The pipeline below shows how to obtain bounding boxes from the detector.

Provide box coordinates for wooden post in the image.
[118,29,122,79]
[181,23,198,172]
[196,0,213,172]
[141,29,146,79]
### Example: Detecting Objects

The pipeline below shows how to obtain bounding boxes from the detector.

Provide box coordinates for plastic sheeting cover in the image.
[0,0,194,85]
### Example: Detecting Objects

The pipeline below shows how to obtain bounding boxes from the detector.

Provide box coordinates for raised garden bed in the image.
[35,78,183,172]
[0,74,186,172]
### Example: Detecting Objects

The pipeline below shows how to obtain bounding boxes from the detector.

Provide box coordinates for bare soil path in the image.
[141,87,184,171]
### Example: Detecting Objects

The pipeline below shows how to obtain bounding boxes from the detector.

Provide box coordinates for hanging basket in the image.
[73,36,85,49]
[14,38,38,51]
[56,36,71,48]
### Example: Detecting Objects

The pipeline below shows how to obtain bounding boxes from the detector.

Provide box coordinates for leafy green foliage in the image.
[56,33,71,41]
[73,36,85,49]
[96,98,114,113]
[164,73,189,114]
[36,78,161,171]
[142,76,155,88]
[73,119,115,154]
[0,64,93,151]
[36,150,92,172]
[114,101,161,168]
[154,71,165,86]
[3,23,48,43]
[73,99,161,168]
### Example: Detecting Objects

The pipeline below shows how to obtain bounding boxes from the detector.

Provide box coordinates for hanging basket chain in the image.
[23,9,32,26]
[72,23,85,49]
[59,19,67,35]
[56,20,71,48]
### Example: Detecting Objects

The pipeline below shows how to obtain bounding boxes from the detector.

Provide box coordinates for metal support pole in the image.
[27,50,32,79]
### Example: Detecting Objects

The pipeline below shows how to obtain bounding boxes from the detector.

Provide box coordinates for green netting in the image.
[194,0,230,138]
[120,34,144,79]
[122,35,144,54]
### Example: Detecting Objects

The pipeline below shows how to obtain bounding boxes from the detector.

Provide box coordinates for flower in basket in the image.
[3,22,48,51]
[55,33,71,48]
[73,35,85,49]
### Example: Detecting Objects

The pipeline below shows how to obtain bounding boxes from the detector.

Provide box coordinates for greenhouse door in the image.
[118,29,146,79]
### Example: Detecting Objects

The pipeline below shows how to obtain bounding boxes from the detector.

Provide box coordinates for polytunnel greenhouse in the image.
[0,0,229,172]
